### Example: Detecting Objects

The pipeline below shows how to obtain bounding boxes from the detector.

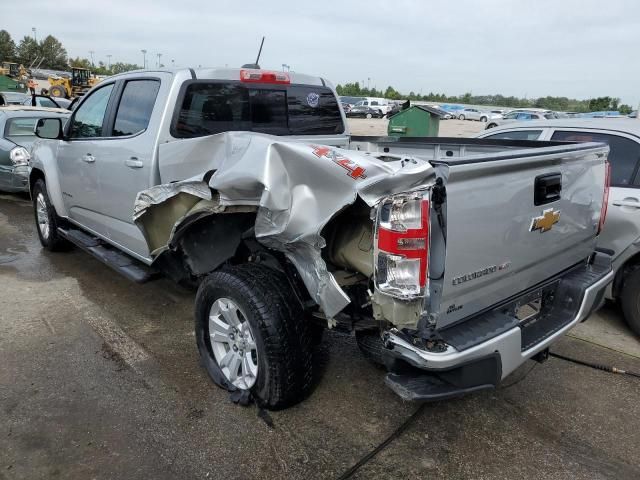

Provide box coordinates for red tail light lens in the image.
[374,193,429,298]
[240,69,290,84]
[597,161,610,235]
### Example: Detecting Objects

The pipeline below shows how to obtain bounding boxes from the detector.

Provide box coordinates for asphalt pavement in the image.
[1,192,639,480]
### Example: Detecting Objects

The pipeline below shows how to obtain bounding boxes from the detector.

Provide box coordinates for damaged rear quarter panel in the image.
[134,132,435,318]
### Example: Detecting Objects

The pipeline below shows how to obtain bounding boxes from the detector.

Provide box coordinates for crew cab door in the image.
[94,77,162,260]
[57,82,116,236]
[550,129,640,264]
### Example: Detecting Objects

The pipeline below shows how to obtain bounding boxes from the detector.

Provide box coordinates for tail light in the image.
[597,161,611,235]
[374,192,429,299]
[240,69,290,84]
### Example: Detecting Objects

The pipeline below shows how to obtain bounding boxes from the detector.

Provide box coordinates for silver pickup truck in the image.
[30,67,613,409]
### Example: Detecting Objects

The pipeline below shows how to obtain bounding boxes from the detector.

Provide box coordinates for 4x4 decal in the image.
[310,145,367,179]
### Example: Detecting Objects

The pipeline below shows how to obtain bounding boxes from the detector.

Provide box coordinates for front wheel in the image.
[195,264,313,409]
[32,179,71,252]
[49,85,66,98]
[480,116,488,122]
[487,123,498,129]
[620,269,640,336]
[458,114,466,120]
[366,113,372,119]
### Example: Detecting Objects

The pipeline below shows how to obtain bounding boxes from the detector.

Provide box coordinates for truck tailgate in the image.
[431,143,608,329]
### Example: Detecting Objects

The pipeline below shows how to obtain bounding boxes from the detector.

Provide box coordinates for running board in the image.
[57,227,158,283]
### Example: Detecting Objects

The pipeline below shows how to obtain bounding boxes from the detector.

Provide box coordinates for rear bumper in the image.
[383,254,613,385]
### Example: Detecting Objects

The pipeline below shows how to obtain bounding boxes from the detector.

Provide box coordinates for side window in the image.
[113,80,160,137]
[363,101,368,106]
[69,84,115,139]
[371,101,379,106]
[504,112,518,119]
[551,130,640,186]
[485,130,543,141]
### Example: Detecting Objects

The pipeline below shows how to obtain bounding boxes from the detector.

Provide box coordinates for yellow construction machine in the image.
[48,67,98,99]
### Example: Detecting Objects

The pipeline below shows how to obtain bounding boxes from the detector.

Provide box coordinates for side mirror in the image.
[35,118,63,140]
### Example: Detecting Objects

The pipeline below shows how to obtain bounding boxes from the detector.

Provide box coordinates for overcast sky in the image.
[9,0,640,105]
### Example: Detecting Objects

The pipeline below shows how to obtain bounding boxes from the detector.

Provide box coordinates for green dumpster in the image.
[387,105,442,137]
[0,75,26,93]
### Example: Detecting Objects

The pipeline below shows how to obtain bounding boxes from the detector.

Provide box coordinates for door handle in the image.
[125,157,144,168]
[613,198,640,208]
[82,154,95,163]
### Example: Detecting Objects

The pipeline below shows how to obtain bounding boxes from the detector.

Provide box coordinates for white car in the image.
[456,108,501,122]
[477,118,640,335]
[352,97,392,116]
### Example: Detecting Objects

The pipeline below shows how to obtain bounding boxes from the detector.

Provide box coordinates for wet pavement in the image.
[1,192,639,480]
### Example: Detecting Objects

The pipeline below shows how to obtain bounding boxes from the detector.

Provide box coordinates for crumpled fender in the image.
[134,132,435,318]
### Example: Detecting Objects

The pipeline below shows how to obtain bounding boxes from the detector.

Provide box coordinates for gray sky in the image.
[10,0,640,105]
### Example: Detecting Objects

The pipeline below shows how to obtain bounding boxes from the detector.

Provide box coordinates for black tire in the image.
[459,114,466,120]
[487,123,497,129]
[195,264,313,409]
[49,85,67,98]
[355,330,388,367]
[480,116,488,122]
[366,113,372,119]
[620,268,640,336]
[32,179,71,252]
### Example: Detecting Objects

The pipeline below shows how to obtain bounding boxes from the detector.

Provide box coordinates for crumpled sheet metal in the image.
[134,132,435,318]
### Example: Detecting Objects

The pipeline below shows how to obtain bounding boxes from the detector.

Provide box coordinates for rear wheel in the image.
[49,85,66,98]
[195,264,313,409]
[480,116,488,122]
[32,179,71,252]
[487,123,498,129]
[366,113,372,119]
[459,114,466,120]
[620,269,640,336]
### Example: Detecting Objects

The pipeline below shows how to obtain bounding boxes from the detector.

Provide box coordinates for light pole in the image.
[157,53,162,68]
[106,54,112,70]
[32,27,37,43]
[367,77,370,90]
[89,50,95,67]
[171,59,175,68]
[141,49,147,69]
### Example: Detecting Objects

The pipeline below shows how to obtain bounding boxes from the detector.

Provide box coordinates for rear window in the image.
[551,130,640,186]
[173,82,344,138]
[485,130,543,141]
[4,117,38,136]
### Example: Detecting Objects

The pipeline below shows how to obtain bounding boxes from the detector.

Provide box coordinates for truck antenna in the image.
[241,36,265,69]
[255,36,265,66]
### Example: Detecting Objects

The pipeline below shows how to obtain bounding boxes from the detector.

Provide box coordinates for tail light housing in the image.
[240,69,290,84]
[597,161,611,235]
[374,192,429,299]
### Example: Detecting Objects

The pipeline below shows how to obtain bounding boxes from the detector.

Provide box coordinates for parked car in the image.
[427,106,455,119]
[628,111,638,118]
[352,97,392,116]
[346,105,383,118]
[0,92,28,106]
[456,108,500,122]
[0,106,70,192]
[341,102,352,114]
[477,118,640,335]
[486,109,557,129]
[19,95,72,111]
[30,67,611,409]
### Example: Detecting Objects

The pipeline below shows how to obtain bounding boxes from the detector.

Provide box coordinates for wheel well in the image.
[613,250,640,297]
[29,168,45,195]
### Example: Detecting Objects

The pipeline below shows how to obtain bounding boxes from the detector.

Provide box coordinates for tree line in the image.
[336,82,634,114]
[0,29,141,75]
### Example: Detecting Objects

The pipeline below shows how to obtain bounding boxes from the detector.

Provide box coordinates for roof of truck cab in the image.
[104,67,332,87]
[487,118,640,137]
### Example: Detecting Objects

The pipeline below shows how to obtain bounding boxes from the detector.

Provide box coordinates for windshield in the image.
[173,82,345,138]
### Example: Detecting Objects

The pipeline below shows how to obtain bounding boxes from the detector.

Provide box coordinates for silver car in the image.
[456,108,501,122]
[477,118,640,335]
[486,109,557,129]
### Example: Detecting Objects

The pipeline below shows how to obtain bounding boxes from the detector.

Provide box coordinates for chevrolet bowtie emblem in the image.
[530,208,560,233]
